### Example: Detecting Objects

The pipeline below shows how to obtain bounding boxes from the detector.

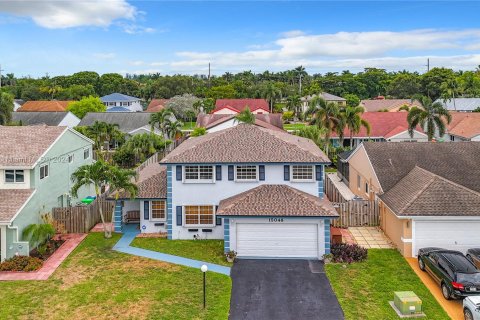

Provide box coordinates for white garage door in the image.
[236,223,320,258]
[414,220,480,256]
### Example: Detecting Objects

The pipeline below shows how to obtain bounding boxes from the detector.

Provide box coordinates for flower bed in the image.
[330,243,368,263]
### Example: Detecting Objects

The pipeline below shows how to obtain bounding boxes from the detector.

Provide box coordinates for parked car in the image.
[464,296,480,320]
[467,249,480,269]
[418,247,480,300]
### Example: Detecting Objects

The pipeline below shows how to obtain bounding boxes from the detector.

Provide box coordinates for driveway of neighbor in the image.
[407,258,463,320]
[229,259,344,320]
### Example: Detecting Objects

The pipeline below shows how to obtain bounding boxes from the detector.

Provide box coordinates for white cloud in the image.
[120,23,156,34]
[0,0,141,29]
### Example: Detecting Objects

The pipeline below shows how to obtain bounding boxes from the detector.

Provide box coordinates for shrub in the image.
[0,256,43,272]
[282,111,294,122]
[330,243,368,263]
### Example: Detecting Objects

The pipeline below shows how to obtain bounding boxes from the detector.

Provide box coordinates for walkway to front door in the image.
[349,227,394,249]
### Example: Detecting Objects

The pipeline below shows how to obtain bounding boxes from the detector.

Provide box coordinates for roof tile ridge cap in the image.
[424,167,480,197]
[261,126,319,156]
[221,185,264,211]
[399,166,436,214]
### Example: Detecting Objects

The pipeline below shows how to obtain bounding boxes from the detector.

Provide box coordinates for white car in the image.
[464,296,480,320]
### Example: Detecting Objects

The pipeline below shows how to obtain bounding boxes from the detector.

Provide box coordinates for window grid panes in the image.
[184,165,213,181]
[184,205,214,226]
[5,169,24,183]
[291,165,314,181]
[84,149,90,159]
[151,201,166,220]
[236,165,257,180]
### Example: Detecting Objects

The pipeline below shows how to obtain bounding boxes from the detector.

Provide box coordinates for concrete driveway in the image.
[229,260,344,320]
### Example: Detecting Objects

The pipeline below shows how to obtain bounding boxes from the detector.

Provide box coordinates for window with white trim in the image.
[5,169,24,183]
[235,165,257,181]
[40,164,49,180]
[84,148,90,160]
[151,200,166,220]
[291,165,314,181]
[184,205,214,226]
[184,165,214,182]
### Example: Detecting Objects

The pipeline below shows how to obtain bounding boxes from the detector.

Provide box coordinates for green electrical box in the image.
[394,291,422,315]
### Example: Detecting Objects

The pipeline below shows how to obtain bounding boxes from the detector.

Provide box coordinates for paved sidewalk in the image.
[0,234,87,281]
[349,227,394,248]
[113,225,231,276]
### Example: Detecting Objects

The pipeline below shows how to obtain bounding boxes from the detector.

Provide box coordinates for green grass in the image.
[0,233,231,320]
[283,123,308,131]
[132,238,232,267]
[181,122,196,130]
[325,249,449,320]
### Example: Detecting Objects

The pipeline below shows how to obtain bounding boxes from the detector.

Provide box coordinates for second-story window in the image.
[40,164,49,180]
[291,165,314,181]
[184,165,214,182]
[235,165,257,181]
[84,148,90,160]
[5,169,24,183]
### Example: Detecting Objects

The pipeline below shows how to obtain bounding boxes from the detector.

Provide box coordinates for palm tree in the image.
[166,120,184,140]
[71,161,111,238]
[286,95,302,120]
[234,107,256,124]
[407,97,452,141]
[306,96,343,157]
[22,223,55,250]
[295,126,327,149]
[149,108,174,137]
[108,166,137,238]
[441,79,460,111]
[0,92,14,125]
[262,83,282,113]
[342,106,371,148]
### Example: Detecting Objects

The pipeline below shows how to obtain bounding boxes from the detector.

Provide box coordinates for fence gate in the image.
[332,200,379,228]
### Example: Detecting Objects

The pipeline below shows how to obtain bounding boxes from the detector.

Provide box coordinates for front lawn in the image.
[283,123,308,131]
[181,121,196,130]
[132,238,232,267]
[325,249,449,320]
[0,233,231,319]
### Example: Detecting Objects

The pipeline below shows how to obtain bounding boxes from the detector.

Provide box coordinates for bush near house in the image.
[330,243,368,263]
[0,256,43,272]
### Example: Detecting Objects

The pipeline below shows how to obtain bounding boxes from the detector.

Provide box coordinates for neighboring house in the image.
[146,99,169,113]
[337,142,480,257]
[11,111,80,128]
[360,98,421,112]
[213,99,270,114]
[100,93,143,112]
[114,124,338,259]
[330,112,428,147]
[301,92,346,113]
[79,112,167,136]
[0,126,94,261]
[434,97,480,112]
[13,99,25,111]
[16,100,73,112]
[435,112,480,142]
[196,113,284,133]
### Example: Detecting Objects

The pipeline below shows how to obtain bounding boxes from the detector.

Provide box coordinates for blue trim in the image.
[224,218,230,253]
[324,219,331,254]
[114,200,123,233]
[167,165,173,239]
[318,180,324,199]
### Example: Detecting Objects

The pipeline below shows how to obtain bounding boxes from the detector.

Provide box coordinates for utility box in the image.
[394,291,422,315]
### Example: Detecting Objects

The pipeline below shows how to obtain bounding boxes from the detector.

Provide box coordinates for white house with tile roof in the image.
[115,124,338,259]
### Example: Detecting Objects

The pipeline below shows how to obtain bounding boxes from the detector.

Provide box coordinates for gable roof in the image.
[0,189,35,223]
[146,99,169,112]
[100,93,140,102]
[196,113,284,131]
[0,126,67,167]
[11,111,71,126]
[435,98,480,112]
[302,92,346,102]
[446,112,480,139]
[17,100,73,112]
[380,166,480,217]
[214,99,269,113]
[362,141,480,193]
[331,112,424,138]
[116,163,167,199]
[217,184,338,217]
[79,112,153,133]
[161,124,330,164]
[360,99,420,112]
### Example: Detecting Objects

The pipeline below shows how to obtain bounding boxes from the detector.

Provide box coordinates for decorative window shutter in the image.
[176,165,182,181]
[216,165,222,181]
[284,165,290,181]
[259,165,265,181]
[215,206,222,225]
[228,165,234,180]
[315,165,323,181]
[144,201,150,220]
[176,206,182,226]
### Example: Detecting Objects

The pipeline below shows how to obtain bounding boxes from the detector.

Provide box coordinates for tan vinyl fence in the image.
[332,200,379,228]
[52,198,115,233]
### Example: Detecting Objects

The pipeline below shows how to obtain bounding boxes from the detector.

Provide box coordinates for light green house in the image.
[0,126,95,261]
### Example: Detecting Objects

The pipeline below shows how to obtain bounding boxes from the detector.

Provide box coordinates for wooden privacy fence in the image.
[52,199,115,233]
[332,200,379,228]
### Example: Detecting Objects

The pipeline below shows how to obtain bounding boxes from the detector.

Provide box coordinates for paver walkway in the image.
[113,224,231,276]
[349,227,394,248]
[0,233,87,281]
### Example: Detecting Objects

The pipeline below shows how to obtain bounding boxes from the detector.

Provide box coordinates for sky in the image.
[0,1,480,77]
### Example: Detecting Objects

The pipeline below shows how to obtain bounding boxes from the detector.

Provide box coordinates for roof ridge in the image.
[397,166,436,214]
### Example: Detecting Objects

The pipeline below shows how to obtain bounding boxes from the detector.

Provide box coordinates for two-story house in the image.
[114,124,338,259]
[0,126,94,261]
[100,93,143,112]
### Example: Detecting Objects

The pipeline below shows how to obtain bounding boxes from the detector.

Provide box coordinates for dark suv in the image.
[418,247,480,300]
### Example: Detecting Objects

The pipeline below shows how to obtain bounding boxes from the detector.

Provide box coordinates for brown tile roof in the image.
[146,99,170,112]
[380,166,480,217]
[117,163,167,199]
[217,185,338,217]
[0,189,34,222]
[360,99,421,112]
[362,142,480,193]
[161,124,330,164]
[0,126,67,167]
[447,112,480,139]
[196,113,284,131]
[17,101,74,112]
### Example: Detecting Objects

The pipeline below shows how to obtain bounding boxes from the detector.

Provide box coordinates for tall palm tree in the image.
[262,83,282,113]
[306,96,343,157]
[342,106,371,148]
[108,166,137,238]
[286,95,302,120]
[407,97,452,141]
[234,107,256,124]
[166,120,184,140]
[149,108,173,137]
[441,79,460,111]
[71,161,111,238]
